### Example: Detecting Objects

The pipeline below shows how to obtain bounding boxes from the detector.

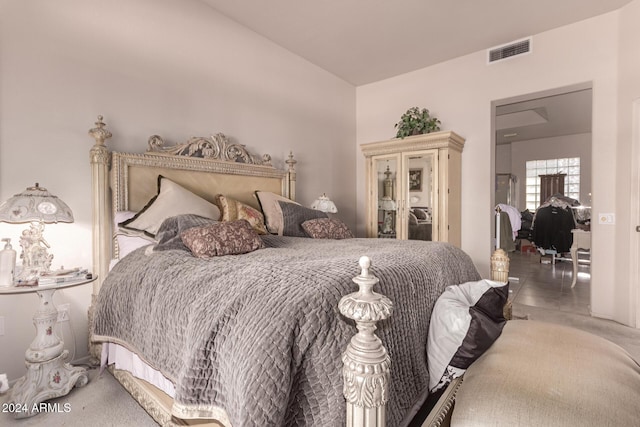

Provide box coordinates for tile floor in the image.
[508,250,591,316]
[507,250,640,363]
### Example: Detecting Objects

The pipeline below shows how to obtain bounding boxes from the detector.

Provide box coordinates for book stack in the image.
[38,268,92,285]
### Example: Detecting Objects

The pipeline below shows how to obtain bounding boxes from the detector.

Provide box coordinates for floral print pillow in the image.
[301,218,354,239]
[215,195,268,235]
[180,219,265,257]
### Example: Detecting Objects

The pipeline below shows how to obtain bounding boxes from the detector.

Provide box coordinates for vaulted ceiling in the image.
[200,1,630,142]
[200,0,631,85]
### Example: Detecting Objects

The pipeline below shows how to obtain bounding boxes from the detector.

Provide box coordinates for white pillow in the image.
[120,177,221,237]
[427,279,508,392]
[255,191,299,235]
[114,211,155,259]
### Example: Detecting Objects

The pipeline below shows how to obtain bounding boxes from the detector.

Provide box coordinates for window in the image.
[525,157,580,210]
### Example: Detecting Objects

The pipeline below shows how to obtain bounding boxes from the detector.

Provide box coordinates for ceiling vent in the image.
[488,37,532,64]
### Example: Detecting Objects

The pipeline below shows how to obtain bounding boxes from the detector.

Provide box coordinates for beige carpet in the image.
[0,367,158,426]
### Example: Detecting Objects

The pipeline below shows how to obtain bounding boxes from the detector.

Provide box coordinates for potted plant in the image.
[394,107,441,138]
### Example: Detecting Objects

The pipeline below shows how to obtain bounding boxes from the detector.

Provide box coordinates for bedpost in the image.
[285,151,296,201]
[490,248,509,283]
[490,248,511,319]
[88,115,112,364]
[339,256,393,427]
[89,115,112,293]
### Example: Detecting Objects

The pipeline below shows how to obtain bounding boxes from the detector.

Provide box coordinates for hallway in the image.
[507,251,640,362]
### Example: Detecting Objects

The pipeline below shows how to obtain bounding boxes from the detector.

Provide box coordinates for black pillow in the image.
[427,279,509,392]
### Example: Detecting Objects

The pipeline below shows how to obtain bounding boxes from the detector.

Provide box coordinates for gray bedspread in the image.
[92,236,480,427]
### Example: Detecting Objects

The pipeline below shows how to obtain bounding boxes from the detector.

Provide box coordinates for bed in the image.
[87,116,510,427]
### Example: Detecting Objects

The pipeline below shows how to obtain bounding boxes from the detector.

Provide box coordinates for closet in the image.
[361,131,465,246]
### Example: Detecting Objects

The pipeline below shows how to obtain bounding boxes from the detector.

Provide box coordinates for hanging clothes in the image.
[531,205,575,253]
[497,211,516,252]
[496,204,521,240]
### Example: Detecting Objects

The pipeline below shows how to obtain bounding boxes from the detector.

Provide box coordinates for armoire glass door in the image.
[401,151,437,241]
[374,156,399,238]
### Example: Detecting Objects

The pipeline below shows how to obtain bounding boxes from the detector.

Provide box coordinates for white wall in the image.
[0,0,355,381]
[498,133,593,211]
[356,10,630,323]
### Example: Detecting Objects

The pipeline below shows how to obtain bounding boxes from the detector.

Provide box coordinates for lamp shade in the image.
[311,193,338,213]
[0,183,74,224]
[378,199,397,211]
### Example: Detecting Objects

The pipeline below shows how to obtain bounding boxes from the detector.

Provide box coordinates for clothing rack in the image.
[495,206,501,251]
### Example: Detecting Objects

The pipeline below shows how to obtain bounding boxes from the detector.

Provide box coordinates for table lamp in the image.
[0,183,73,280]
[311,193,338,213]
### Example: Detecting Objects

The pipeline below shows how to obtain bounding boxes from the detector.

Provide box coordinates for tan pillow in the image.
[216,195,268,235]
[120,176,220,237]
[255,191,299,235]
[180,220,264,257]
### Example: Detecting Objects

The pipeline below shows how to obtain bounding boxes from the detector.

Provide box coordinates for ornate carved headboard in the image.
[88,116,296,295]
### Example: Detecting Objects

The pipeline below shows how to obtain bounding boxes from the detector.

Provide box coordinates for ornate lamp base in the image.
[6,285,90,418]
[16,221,54,281]
[9,350,89,419]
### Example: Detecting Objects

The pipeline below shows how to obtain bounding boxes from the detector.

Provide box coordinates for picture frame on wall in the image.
[409,168,423,192]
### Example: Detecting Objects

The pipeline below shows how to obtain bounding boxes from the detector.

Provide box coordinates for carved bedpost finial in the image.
[490,248,509,283]
[286,151,297,173]
[285,151,297,201]
[339,256,393,426]
[88,115,112,147]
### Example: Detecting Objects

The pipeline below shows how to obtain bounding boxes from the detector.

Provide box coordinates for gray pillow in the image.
[278,201,328,237]
[154,214,219,252]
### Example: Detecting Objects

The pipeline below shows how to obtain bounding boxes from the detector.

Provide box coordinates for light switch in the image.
[598,213,615,225]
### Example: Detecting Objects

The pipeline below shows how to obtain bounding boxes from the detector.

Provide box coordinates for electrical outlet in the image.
[57,304,71,323]
[0,316,4,336]
[598,213,615,225]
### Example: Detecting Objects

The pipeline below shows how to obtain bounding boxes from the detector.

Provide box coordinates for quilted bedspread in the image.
[92,236,480,427]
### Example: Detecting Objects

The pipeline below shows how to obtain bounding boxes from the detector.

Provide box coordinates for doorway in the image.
[491,83,593,316]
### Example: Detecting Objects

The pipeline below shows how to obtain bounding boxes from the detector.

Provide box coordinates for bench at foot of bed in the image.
[451,320,640,426]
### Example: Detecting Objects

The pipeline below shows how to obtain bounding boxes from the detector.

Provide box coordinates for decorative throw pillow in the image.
[278,201,328,237]
[154,214,219,252]
[120,176,221,238]
[427,279,508,392]
[255,191,300,235]
[301,218,354,239]
[180,220,265,257]
[215,195,268,235]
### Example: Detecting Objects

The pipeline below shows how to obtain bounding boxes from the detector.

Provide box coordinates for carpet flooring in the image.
[0,367,157,427]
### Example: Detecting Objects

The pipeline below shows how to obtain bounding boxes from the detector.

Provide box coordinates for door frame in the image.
[631,98,640,328]
[490,82,592,282]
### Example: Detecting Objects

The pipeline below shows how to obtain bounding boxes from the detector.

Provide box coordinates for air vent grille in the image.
[488,38,531,63]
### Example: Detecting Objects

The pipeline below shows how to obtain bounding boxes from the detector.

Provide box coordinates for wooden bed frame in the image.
[87,116,510,427]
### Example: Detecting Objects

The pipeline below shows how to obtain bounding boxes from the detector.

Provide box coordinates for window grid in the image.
[525,157,580,210]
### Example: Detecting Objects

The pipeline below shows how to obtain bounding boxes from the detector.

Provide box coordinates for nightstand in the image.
[0,276,96,418]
